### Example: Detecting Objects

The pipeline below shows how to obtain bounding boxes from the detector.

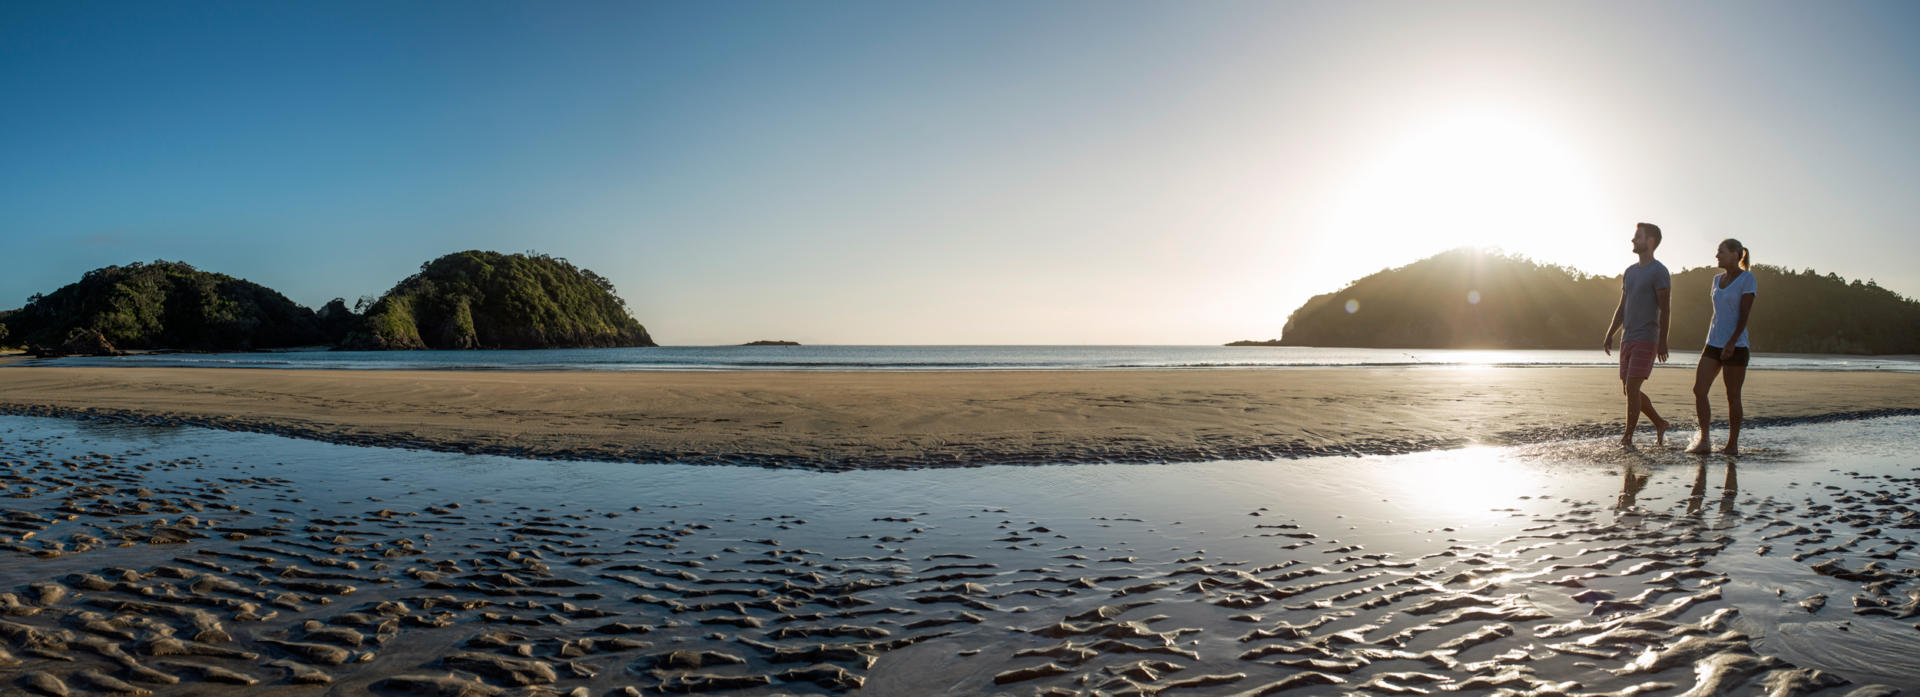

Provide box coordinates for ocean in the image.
[15,344,1920,372]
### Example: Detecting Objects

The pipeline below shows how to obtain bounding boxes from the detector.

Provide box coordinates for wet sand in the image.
[1,366,1918,468]
[0,414,1916,695]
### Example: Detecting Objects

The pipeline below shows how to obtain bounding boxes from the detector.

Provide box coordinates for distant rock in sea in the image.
[741,340,800,346]
[342,250,656,350]
[1225,339,1283,346]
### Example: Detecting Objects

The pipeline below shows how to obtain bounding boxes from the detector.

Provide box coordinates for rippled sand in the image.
[0,415,1916,695]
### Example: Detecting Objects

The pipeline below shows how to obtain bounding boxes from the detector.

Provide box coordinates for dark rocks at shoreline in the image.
[28,328,123,358]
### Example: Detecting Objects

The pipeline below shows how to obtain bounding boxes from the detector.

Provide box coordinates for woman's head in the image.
[1717,238,1750,271]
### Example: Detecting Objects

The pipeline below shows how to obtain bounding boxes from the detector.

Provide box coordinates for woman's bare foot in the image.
[1719,443,1739,456]
[1685,434,1713,454]
[1653,417,1669,446]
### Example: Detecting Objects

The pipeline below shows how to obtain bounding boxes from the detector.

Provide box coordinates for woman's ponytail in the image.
[1722,238,1751,271]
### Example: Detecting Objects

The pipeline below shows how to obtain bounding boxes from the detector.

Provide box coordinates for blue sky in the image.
[4,1,1917,344]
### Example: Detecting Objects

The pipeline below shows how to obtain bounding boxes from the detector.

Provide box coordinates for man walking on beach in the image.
[1603,222,1672,448]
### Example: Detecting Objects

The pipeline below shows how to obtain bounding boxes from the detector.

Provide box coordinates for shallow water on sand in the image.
[1,415,1916,695]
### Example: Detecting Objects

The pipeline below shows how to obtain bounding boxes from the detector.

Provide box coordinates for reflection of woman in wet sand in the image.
[1689,239,1758,455]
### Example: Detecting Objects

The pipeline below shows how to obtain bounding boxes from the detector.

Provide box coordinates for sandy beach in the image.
[0,365,1917,468]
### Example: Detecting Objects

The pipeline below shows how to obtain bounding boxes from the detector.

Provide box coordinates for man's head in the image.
[1632,222,1662,255]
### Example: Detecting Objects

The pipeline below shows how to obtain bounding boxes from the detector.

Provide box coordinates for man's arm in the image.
[1655,287,1671,362]
[1603,293,1625,355]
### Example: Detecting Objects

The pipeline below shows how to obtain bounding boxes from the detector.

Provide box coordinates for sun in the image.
[1324,108,1611,269]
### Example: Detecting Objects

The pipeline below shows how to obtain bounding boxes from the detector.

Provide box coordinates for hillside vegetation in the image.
[1271,248,1920,354]
[342,251,655,350]
[1,261,330,352]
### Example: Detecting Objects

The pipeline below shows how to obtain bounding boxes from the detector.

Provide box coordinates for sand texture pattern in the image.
[0,417,1916,695]
[2,366,1919,468]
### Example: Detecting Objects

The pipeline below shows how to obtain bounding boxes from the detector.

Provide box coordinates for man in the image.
[1603,222,1671,448]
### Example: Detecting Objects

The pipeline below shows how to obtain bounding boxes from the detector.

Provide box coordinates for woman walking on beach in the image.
[1688,239,1757,454]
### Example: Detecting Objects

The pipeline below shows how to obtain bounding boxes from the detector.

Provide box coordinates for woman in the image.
[1687,238,1757,454]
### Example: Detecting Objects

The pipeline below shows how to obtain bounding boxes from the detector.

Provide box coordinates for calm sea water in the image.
[16,345,1920,372]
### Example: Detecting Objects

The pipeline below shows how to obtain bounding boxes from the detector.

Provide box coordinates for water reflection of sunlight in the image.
[1374,447,1543,521]
[1446,350,1508,365]
[1438,350,1509,371]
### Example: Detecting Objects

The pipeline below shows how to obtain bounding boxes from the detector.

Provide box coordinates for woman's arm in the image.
[1721,292,1756,360]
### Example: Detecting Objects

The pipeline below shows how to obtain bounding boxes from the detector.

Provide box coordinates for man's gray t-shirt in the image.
[1621,260,1671,343]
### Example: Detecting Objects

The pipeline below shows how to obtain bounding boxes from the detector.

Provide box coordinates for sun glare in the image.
[1326,108,1609,269]
[1379,447,1541,521]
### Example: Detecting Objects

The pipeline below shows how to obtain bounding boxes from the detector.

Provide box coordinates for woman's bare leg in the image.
[1688,356,1721,453]
[1721,363,1747,454]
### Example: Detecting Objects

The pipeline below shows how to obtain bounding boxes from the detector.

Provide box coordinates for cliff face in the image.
[342,251,655,350]
[1277,248,1920,354]
[1,261,327,351]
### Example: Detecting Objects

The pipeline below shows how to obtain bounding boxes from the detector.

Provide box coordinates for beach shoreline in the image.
[3,365,1919,468]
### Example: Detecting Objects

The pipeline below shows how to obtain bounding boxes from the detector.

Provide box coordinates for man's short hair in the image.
[1636,222,1662,247]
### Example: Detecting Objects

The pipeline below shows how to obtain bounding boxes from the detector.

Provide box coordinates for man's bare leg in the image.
[1640,392,1668,446]
[1621,377,1647,447]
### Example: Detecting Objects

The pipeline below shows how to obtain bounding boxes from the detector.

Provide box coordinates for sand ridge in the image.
[2,366,1919,468]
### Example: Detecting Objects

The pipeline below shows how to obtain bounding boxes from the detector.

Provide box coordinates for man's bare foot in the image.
[1719,443,1739,456]
[1619,436,1637,449]
[1653,417,1669,446]
[1685,434,1713,454]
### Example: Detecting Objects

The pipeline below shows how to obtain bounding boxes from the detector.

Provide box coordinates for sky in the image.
[3,0,1917,345]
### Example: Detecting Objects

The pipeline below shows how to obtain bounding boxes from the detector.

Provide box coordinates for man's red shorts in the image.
[1619,340,1656,380]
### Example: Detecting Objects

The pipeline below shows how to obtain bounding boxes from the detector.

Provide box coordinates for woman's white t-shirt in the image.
[1706,271,1758,349]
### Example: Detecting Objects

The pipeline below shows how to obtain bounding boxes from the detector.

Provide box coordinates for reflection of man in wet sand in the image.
[1603,222,1672,448]
[1685,460,1738,518]
[1615,459,1738,517]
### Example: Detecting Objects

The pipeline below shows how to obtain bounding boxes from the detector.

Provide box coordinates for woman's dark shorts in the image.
[1703,345,1751,367]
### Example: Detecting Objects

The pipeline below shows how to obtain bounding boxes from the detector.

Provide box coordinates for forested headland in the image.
[1,261,331,354]
[1,252,654,355]
[341,251,654,350]
[1255,248,1920,354]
